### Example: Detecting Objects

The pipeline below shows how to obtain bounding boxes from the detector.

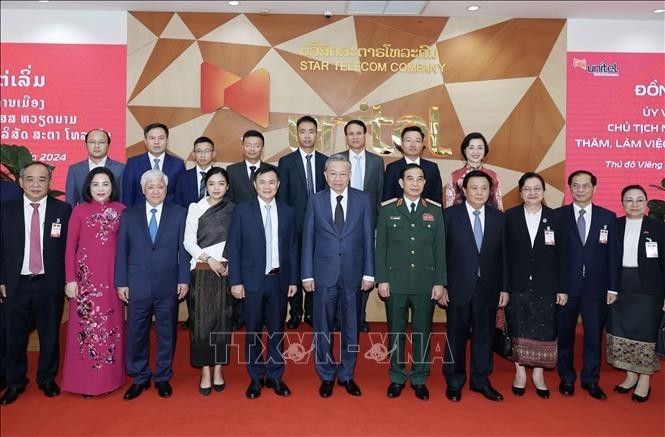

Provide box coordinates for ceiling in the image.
[2,0,664,20]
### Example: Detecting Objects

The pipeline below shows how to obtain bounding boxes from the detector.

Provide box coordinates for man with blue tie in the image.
[277,115,328,329]
[301,154,375,398]
[115,169,190,400]
[557,170,620,400]
[65,129,125,206]
[228,165,298,399]
[121,123,185,207]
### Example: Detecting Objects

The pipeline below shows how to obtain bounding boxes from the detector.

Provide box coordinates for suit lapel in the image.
[564,205,584,246]
[139,203,153,247]
[321,190,336,232]
[251,198,267,243]
[293,151,308,192]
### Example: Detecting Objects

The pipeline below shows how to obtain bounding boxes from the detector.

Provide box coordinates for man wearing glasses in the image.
[65,128,125,206]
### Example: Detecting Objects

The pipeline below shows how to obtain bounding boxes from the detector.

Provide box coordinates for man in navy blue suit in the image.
[121,123,185,207]
[557,170,620,400]
[277,115,328,329]
[382,126,443,203]
[301,154,375,398]
[115,169,190,400]
[228,165,298,400]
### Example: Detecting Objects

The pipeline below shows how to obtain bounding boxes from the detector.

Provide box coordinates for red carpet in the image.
[1,323,664,436]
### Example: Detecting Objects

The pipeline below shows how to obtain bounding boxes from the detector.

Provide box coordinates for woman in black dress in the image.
[606,185,665,403]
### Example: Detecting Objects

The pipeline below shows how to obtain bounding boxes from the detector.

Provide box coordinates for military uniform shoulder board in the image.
[425,199,442,208]
[381,198,398,206]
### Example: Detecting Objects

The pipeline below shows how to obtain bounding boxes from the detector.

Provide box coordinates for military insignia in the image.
[390,216,401,220]
[381,198,398,206]
[422,213,434,222]
[426,199,442,208]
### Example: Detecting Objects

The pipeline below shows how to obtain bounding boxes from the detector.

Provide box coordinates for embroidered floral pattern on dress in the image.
[606,334,660,375]
[85,207,120,244]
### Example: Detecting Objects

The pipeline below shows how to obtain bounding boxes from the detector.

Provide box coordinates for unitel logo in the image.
[573,58,619,77]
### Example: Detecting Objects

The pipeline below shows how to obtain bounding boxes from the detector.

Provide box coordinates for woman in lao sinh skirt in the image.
[607,185,665,403]
[504,172,567,399]
[183,167,235,396]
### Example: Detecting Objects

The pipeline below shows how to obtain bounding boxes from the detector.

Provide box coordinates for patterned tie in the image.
[149,208,158,243]
[249,165,257,182]
[352,155,363,190]
[305,154,314,197]
[199,171,206,199]
[334,195,345,233]
[473,210,483,252]
[152,158,160,170]
[29,203,42,274]
[577,209,587,245]
[264,204,272,274]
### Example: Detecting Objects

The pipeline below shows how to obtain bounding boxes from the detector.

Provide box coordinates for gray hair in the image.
[140,169,168,188]
[20,161,53,180]
[324,153,351,171]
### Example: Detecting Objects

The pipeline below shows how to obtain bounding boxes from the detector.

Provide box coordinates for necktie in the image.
[249,165,257,182]
[352,155,362,190]
[29,203,42,274]
[149,208,158,243]
[334,195,344,233]
[264,204,272,274]
[199,171,206,199]
[473,210,483,252]
[305,154,314,197]
[410,202,416,217]
[577,209,586,244]
[152,158,160,170]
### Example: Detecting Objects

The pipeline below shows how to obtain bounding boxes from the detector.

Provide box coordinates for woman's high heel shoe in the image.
[614,382,637,394]
[535,387,550,399]
[199,377,212,396]
[213,382,226,392]
[512,386,525,396]
[632,388,650,403]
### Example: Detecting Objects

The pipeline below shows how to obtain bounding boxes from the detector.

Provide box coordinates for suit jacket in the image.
[341,149,384,226]
[382,157,443,204]
[65,158,125,207]
[276,149,328,235]
[375,198,446,294]
[114,202,190,299]
[173,167,201,208]
[617,215,665,297]
[504,205,566,296]
[443,203,504,307]
[0,196,72,295]
[121,152,185,207]
[301,188,374,288]
[557,203,620,298]
[226,161,256,204]
[227,198,298,293]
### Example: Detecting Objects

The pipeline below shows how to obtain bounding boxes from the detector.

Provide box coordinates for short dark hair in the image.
[82,167,119,203]
[460,132,488,161]
[567,170,597,186]
[344,119,367,135]
[143,122,169,138]
[253,163,279,180]
[400,125,424,141]
[462,169,493,190]
[194,136,214,148]
[296,115,318,130]
[84,129,111,145]
[621,184,647,200]
[399,163,425,180]
[204,166,228,185]
[242,130,264,145]
[518,171,546,191]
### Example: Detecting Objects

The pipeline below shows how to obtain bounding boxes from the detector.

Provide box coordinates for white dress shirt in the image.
[148,152,166,172]
[21,195,47,275]
[258,197,279,270]
[88,156,108,171]
[329,188,349,221]
[245,160,262,179]
[405,156,421,165]
[465,201,485,234]
[524,206,542,248]
[196,165,211,197]
[573,203,593,242]
[622,218,642,267]
[405,196,421,214]
[145,202,163,227]
[299,148,317,191]
[183,198,227,271]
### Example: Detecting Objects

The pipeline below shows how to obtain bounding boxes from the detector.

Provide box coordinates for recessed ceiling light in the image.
[228,1,239,6]
[653,8,665,13]
[467,5,480,11]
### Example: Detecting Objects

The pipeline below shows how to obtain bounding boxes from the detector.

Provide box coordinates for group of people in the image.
[0,117,662,407]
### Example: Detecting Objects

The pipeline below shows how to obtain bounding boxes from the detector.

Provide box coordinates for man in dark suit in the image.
[382,126,443,203]
[115,169,190,400]
[441,170,507,403]
[340,119,384,333]
[228,165,298,399]
[65,129,125,206]
[376,164,445,401]
[301,154,375,398]
[557,170,620,400]
[0,162,72,405]
[277,115,328,329]
[121,122,185,207]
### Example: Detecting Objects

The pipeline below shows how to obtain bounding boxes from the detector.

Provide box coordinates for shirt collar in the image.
[24,195,47,208]
[573,203,592,216]
[299,148,315,160]
[196,165,211,173]
[330,187,349,200]
[257,196,276,209]
[147,152,165,161]
[146,202,163,214]
[404,156,420,165]
[465,201,485,215]
[245,160,261,169]
[88,156,108,168]
[349,149,366,159]
[403,196,421,208]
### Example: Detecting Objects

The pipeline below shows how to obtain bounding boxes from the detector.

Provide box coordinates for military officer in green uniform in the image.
[375,163,446,400]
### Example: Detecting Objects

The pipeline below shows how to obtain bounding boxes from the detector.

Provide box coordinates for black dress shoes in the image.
[199,379,212,397]
[445,387,462,402]
[614,382,637,394]
[0,386,25,405]
[338,379,361,396]
[304,315,314,327]
[319,380,334,398]
[265,378,292,396]
[632,388,650,403]
[124,381,150,400]
[246,379,263,399]
[471,384,503,401]
[581,382,607,400]
[412,384,429,400]
[155,381,172,398]
[512,386,526,396]
[286,318,301,329]
[38,381,61,397]
[559,381,575,396]
[387,382,405,398]
[359,321,370,333]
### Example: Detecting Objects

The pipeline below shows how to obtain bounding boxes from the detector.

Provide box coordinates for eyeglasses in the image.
[622,198,646,204]
[522,187,543,193]
[87,141,108,146]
